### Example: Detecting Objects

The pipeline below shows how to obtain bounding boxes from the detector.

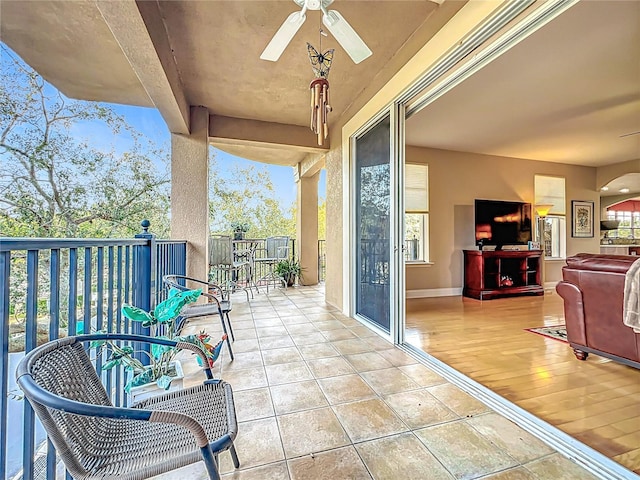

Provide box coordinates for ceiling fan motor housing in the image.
[294,0,334,10]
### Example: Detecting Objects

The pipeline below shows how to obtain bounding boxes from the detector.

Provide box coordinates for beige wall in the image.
[405,146,600,291]
[324,1,501,310]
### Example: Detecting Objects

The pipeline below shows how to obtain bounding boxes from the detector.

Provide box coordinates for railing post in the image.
[132,220,155,363]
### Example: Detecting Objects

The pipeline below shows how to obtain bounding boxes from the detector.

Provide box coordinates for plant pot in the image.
[282,273,295,287]
[129,360,184,404]
[233,231,245,240]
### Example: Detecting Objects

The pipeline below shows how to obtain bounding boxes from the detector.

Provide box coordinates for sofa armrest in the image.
[556,281,587,345]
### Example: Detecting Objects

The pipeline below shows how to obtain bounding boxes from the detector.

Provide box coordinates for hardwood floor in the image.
[405,292,640,475]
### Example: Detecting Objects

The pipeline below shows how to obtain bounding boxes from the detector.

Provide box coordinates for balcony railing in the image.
[0,224,186,480]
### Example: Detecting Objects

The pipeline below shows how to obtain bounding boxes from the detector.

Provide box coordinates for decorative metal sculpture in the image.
[307,38,334,146]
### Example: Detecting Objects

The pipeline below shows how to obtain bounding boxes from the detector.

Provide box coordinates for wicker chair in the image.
[16,333,239,480]
[163,274,236,361]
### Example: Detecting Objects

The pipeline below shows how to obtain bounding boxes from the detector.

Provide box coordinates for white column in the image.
[171,106,210,280]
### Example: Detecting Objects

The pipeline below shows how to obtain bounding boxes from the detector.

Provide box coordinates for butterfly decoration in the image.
[307,42,334,79]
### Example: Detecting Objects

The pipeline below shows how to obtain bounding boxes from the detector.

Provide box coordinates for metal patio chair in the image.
[254,236,290,292]
[209,235,251,300]
[16,334,239,480]
[164,274,236,361]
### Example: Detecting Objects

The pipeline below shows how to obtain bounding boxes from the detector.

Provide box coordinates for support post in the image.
[171,106,210,280]
[296,170,320,285]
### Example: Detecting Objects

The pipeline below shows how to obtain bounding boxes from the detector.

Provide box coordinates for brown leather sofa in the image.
[556,253,640,369]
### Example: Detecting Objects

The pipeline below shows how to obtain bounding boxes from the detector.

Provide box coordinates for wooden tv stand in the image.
[463,249,543,300]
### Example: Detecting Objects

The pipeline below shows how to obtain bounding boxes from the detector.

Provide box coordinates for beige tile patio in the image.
[467,413,555,463]
[219,417,285,473]
[298,343,340,360]
[415,420,518,479]
[253,317,284,327]
[317,374,377,405]
[233,387,275,422]
[265,361,313,385]
[321,329,357,341]
[285,323,318,335]
[221,351,263,372]
[270,380,328,414]
[383,389,458,429]
[332,398,407,443]
[344,351,393,372]
[261,346,304,366]
[291,332,328,345]
[258,335,295,350]
[360,367,421,395]
[427,383,490,417]
[397,363,446,387]
[377,348,419,366]
[480,467,538,480]
[524,454,601,480]
[256,325,289,338]
[222,462,290,479]
[287,446,372,480]
[356,432,453,480]
[230,338,261,353]
[306,356,355,379]
[220,366,268,391]
[313,320,346,331]
[331,338,373,355]
[277,407,351,458]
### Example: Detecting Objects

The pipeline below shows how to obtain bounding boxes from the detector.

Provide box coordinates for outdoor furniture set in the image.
[16,275,245,479]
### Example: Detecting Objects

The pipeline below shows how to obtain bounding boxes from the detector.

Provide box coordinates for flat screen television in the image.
[474,199,532,249]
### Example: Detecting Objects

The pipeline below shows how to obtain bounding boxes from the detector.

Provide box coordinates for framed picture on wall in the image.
[571,200,594,238]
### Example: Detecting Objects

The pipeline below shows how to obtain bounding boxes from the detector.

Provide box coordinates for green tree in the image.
[0,47,170,238]
[318,198,326,240]
[208,155,295,238]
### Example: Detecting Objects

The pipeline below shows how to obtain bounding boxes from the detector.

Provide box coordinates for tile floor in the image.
[156,285,599,480]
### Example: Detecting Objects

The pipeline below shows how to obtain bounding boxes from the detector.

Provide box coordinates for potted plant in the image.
[274,258,303,287]
[230,221,250,240]
[92,288,224,402]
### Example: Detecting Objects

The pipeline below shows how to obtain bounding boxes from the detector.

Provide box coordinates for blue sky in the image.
[73,103,326,210]
[3,43,325,211]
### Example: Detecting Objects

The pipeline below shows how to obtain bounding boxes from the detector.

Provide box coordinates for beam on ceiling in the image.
[96,0,190,134]
[210,116,329,153]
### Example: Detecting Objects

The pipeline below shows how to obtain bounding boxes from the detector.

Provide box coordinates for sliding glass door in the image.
[353,109,404,335]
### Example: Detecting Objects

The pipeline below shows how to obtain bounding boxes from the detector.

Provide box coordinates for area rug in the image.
[525,325,568,343]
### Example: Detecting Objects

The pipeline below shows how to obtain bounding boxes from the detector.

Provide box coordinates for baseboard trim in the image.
[399,344,637,480]
[406,287,462,298]
[544,281,559,291]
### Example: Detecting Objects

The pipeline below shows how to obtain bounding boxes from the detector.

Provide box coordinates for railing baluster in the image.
[68,248,78,336]
[124,246,131,334]
[83,248,92,335]
[22,250,38,480]
[47,249,61,478]
[96,247,104,378]
[0,251,10,480]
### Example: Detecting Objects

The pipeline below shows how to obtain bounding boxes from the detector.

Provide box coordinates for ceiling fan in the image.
[260,0,372,64]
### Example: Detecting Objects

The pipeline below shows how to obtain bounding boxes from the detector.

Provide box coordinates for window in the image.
[607,210,640,239]
[405,164,429,262]
[534,175,566,259]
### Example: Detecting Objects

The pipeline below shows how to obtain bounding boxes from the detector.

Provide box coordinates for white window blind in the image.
[405,164,428,213]
[534,175,565,215]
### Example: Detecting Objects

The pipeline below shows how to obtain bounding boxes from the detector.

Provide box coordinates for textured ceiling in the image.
[157,0,438,126]
[405,0,640,168]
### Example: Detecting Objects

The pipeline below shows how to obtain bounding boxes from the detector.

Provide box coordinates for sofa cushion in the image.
[565,252,638,274]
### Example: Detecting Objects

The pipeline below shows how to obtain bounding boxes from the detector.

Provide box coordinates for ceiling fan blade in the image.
[260,11,307,62]
[322,9,372,64]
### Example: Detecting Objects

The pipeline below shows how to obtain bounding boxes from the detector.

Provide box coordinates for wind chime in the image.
[307,29,334,146]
